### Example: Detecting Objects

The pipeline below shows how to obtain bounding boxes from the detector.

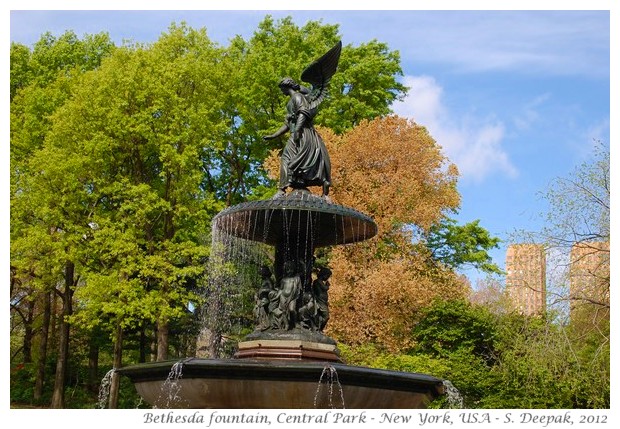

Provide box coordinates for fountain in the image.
[117,41,446,409]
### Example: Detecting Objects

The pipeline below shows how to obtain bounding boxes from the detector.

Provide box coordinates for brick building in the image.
[569,241,610,323]
[505,244,546,315]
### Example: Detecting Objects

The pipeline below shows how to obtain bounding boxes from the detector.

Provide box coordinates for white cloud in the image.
[574,118,611,161]
[512,93,551,131]
[584,118,610,148]
[10,11,609,79]
[393,75,518,183]
[389,11,610,79]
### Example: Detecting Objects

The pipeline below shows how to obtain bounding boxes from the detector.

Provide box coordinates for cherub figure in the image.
[313,267,332,331]
[254,265,275,331]
[278,261,303,330]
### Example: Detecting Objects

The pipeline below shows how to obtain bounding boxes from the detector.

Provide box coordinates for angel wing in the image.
[300,40,342,110]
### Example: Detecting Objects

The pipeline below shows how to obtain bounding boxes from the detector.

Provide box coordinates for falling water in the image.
[154,359,192,408]
[314,365,345,409]
[201,216,270,358]
[199,194,376,360]
[442,380,464,408]
[96,368,116,409]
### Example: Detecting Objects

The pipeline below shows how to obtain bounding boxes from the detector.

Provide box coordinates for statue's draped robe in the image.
[279,92,331,189]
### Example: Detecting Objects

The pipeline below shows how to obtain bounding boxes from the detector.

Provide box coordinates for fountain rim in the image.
[213,194,375,224]
[116,358,445,397]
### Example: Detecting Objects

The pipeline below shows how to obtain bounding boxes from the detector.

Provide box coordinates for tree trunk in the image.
[139,326,147,363]
[50,291,58,354]
[87,333,100,393]
[108,323,123,409]
[50,261,75,408]
[22,293,36,363]
[150,336,157,362]
[34,290,51,402]
[156,319,169,361]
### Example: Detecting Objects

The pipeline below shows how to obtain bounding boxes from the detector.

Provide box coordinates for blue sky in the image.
[6,3,614,287]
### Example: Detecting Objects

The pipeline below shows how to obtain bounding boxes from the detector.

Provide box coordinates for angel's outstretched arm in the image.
[263,124,289,141]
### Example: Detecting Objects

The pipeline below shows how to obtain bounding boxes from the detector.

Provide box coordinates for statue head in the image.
[278,77,300,92]
[260,265,272,278]
[283,260,298,276]
[318,267,332,280]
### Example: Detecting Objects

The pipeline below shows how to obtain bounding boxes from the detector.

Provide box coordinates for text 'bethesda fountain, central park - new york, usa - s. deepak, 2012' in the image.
[117,40,447,409]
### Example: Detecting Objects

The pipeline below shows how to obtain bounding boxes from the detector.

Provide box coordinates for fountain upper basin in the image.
[212,191,377,247]
[117,358,444,409]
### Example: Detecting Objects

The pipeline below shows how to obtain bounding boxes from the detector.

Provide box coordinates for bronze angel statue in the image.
[264,41,342,197]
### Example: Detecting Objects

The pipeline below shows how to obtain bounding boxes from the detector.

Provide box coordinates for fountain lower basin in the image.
[116,358,444,409]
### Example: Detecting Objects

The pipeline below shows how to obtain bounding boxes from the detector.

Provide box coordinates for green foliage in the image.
[481,314,609,408]
[10,363,38,405]
[11,31,115,165]
[9,355,149,409]
[340,341,494,409]
[411,299,498,364]
[50,29,219,338]
[325,39,406,133]
[340,342,450,376]
[426,217,502,274]
[409,299,500,407]
[342,299,609,409]
[114,375,150,409]
[10,42,32,101]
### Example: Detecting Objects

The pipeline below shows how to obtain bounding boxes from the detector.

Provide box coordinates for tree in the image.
[51,25,221,369]
[413,300,497,360]
[482,311,609,408]
[538,141,609,247]
[10,30,116,408]
[469,275,512,315]
[10,42,32,101]
[319,38,407,133]
[425,217,502,275]
[513,142,609,344]
[410,299,500,407]
[11,32,115,163]
[10,24,220,407]
[325,117,468,351]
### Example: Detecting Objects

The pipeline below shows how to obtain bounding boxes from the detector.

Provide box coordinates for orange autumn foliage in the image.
[330,116,460,233]
[327,246,469,351]
[264,116,470,351]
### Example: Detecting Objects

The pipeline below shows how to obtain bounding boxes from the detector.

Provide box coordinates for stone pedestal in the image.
[235,328,341,362]
[235,339,341,362]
